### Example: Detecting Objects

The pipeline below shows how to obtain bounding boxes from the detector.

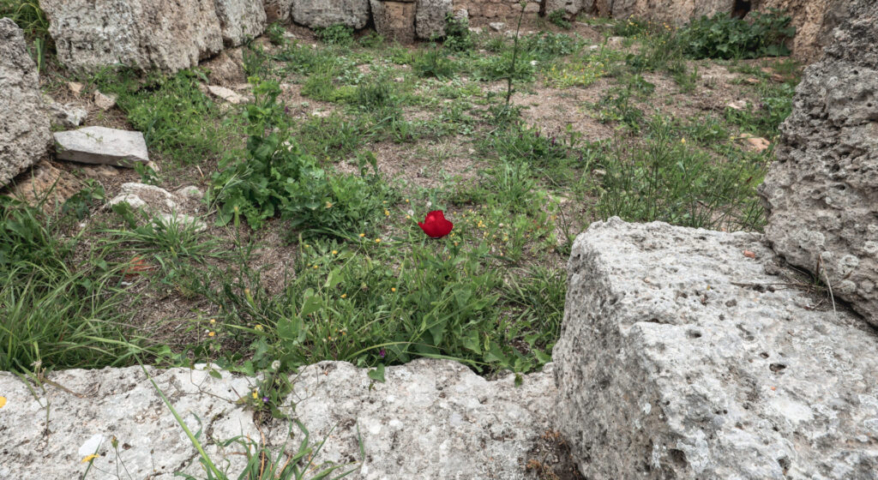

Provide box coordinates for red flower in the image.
[418,210,454,238]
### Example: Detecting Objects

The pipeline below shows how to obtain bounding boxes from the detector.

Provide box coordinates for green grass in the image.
[2,17,800,384]
[0,198,146,372]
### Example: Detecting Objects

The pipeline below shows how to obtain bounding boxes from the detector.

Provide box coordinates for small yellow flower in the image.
[305,244,310,248]
[208,331,216,337]
[405,199,410,203]
[359,233,366,238]
[391,287,397,292]
[406,215,411,220]
[384,210,390,216]
[0,396,6,409]
[252,391,258,399]
[81,454,99,464]
[325,202,333,209]
[254,324,264,332]
[209,318,216,324]
[681,138,686,144]
[341,294,347,298]
[332,250,338,255]
[375,238,381,243]
[313,265,318,269]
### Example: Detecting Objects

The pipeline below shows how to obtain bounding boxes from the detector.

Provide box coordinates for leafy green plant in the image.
[547,9,571,29]
[678,9,795,59]
[315,25,354,46]
[267,22,287,46]
[612,18,652,38]
[443,13,474,52]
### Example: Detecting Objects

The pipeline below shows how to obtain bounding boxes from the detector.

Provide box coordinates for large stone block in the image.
[0,360,557,479]
[292,0,371,29]
[215,0,267,47]
[759,0,878,327]
[416,0,452,39]
[0,19,51,188]
[41,0,224,73]
[371,0,416,43]
[264,0,295,22]
[554,219,878,479]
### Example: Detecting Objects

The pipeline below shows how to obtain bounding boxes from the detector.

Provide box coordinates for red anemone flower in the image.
[418,210,454,238]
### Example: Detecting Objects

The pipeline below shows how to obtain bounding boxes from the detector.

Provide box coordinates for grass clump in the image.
[315,24,355,46]
[94,69,239,166]
[0,198,144,372]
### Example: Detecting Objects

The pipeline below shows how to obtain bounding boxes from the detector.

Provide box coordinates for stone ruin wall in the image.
[458,0,845,62]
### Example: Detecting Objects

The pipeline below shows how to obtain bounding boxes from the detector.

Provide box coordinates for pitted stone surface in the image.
[0,19,51,187]
[41,0,224,73]
[554,219,878,480]
[214,0,267,47]
[0,360,556,479]
[416,0,452,39]
[292,0,371,29]
[759,0,878,327]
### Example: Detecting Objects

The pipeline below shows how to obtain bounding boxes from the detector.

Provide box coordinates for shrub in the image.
[444,13,474,51]
[315,24,354,46]
[547,9,571,30]
[678,9,795,59]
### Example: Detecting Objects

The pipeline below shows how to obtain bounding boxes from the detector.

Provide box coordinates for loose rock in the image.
[207,85,248,104]
[54,127,149,167]
[554,218,878,479]
[44,97,87,128]
[93,90,117,111]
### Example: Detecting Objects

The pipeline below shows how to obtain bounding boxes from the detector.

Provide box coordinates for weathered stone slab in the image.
[416,0,452,39]
[554,218,878,479]
[371,0,416,44]
[759,0,878,328]
[0,19,51,187]
[0,359,556,479]
[54,127,149,167]
[292,0,371,29]
[41,0,224,73]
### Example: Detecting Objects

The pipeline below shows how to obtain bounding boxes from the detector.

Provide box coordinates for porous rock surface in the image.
[416,0,452,39]
[371,0,416,43]
[554,218,878,479]
[214,0,267,47]
[41,0,225,73]
[0,19,51,188]
[292,0,372,29]
[758,0,878,328]
[0,359,556,479]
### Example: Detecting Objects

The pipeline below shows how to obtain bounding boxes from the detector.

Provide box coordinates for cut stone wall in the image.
[759,0,878,328]
[554,218,878,479]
